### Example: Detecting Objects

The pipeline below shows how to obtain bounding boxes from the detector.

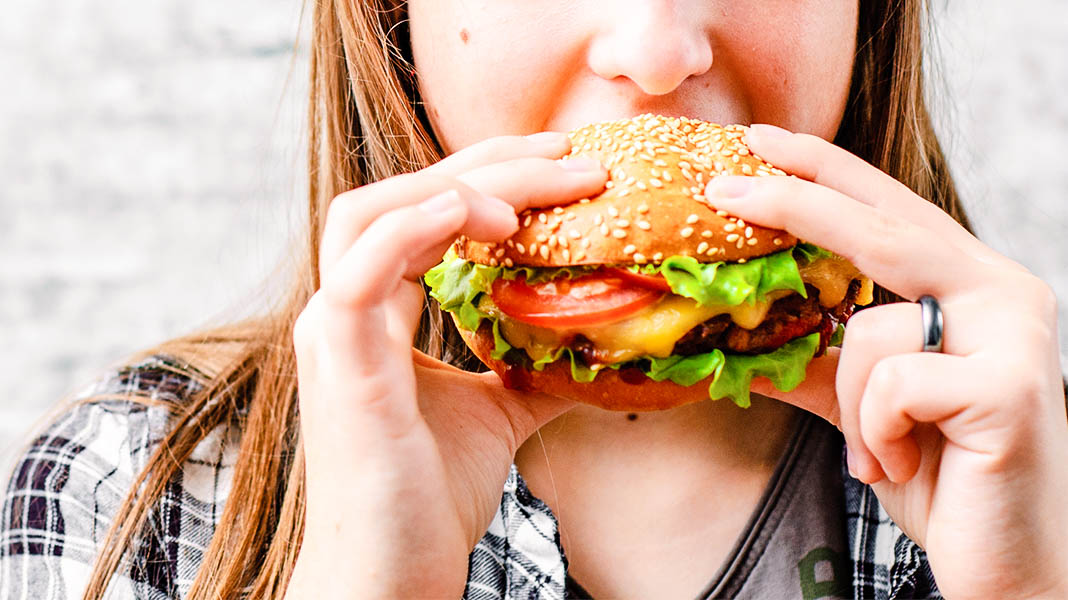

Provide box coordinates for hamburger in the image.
[425,114,872,411]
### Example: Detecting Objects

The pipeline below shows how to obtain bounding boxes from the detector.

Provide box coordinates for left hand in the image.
[705,124,1068,599]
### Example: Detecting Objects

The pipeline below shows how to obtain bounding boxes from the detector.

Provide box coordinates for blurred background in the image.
[2,2,1066,466]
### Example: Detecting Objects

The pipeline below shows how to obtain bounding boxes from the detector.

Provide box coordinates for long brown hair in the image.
[80,1,967,598]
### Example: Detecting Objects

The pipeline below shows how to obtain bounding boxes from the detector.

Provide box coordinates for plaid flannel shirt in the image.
[1,356,939,599]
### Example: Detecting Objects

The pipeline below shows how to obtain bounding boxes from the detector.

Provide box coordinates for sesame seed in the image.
[616,219,630,228]
[608,206,619,218]
[726,233,740,242]
[636,181,648,191]
[536,233,548,243]
[582,239,591,249]
[650,178,663,188]
[686,214,699,224]
[633,253,647,263]
[574,250,586,261]
[654,158,668,167]
[548,235,558,249]
[737,257,747,263]
[612,229,627,239]
[540,245,550,259]
[489,258,499,266]
[747,238,758,246]
[504,258,514,267]
[559,235,568,248]
[773,237,783,246]
[569,229,581,239]
[662,172,672,183]
[652,252,664,261]
[724,223,736,232]
[697,241,710,254]
[737,219,746,228]
[716,210,729,217]
[579,198,590,204]
[744,226,753,238]
[623,244,636,255]
[605,181,615,189]
[552,207,564,215]
[600,224,610,236]
[701,230,713,238]
[735,238,745,249]
[741,164,753,175]
[680,227,694,238]
[562,249,571,262]
[515,242,525,253]
[495,248,506,258]
[538,213,548,224]
[594,214,604,225]
[637,220,651,230]
[637,204,650,213]
[523,214,532,227]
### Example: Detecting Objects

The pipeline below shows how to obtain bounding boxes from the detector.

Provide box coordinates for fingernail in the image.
[483,195,515,217]
[705,176,752,200]
[558,157,603,172]
[527,131,569,144]
[846,446,858,479]
[418,189,462,214]
[748,123,792,138]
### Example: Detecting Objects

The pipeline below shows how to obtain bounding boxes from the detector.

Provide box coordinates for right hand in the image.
[285,132,608,599]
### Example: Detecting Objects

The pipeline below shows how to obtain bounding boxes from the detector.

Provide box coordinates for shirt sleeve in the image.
[1,398,162,599]
[1,355,209,600]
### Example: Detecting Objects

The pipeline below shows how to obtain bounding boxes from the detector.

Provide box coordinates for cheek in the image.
[412,7,564,153]
[736,6,857,138]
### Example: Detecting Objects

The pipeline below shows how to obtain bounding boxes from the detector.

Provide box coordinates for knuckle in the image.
[325,187,368,227]
[841,307,886,349]
[866,358,903,400]
[292,296,321,355]
[863,211,913,259]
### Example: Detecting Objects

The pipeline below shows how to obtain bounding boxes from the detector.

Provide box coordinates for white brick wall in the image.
[2,2,1066,462]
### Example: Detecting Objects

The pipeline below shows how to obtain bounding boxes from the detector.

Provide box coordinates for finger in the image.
[859,352,981,484]
[321,174,515,274]
[425,131,572,176]
[741,125,1021,271]
[457,156,607,212]
[321,190,474,311]
[321,161,605,274]
[704,174,985,301]
[749,347,842,426]
[834,303,926,483]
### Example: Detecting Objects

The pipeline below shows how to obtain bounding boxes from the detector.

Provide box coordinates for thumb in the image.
[750,347,841,427]
[477,370,578,441]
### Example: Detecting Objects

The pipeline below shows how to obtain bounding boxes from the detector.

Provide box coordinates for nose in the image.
[587,1,714,96]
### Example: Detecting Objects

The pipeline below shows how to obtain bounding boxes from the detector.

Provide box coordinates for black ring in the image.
[919,295,944,353]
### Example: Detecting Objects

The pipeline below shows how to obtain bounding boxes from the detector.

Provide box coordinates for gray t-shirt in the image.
[566,413,850,599]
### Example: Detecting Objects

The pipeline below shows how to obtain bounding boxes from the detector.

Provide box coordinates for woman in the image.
[3,1,1065,598]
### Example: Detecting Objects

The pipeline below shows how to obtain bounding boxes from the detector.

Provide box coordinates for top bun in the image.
[457,114,798,268]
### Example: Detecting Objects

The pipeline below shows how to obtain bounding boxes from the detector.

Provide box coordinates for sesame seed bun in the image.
[459,320,711,411]
[457,114,797,268]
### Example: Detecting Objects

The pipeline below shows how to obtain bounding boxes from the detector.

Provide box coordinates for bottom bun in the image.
[458,321,719,412]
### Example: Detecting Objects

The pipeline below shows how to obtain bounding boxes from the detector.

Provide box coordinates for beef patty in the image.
[570,280,862,367]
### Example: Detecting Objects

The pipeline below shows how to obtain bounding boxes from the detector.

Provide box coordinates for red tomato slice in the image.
[605,267,673,292]
[491,271,663,327]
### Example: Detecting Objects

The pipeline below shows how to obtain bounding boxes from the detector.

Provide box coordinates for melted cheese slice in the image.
[485,255,873,364]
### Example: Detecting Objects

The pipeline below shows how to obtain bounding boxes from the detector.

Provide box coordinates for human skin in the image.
[285,1,1068,598]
